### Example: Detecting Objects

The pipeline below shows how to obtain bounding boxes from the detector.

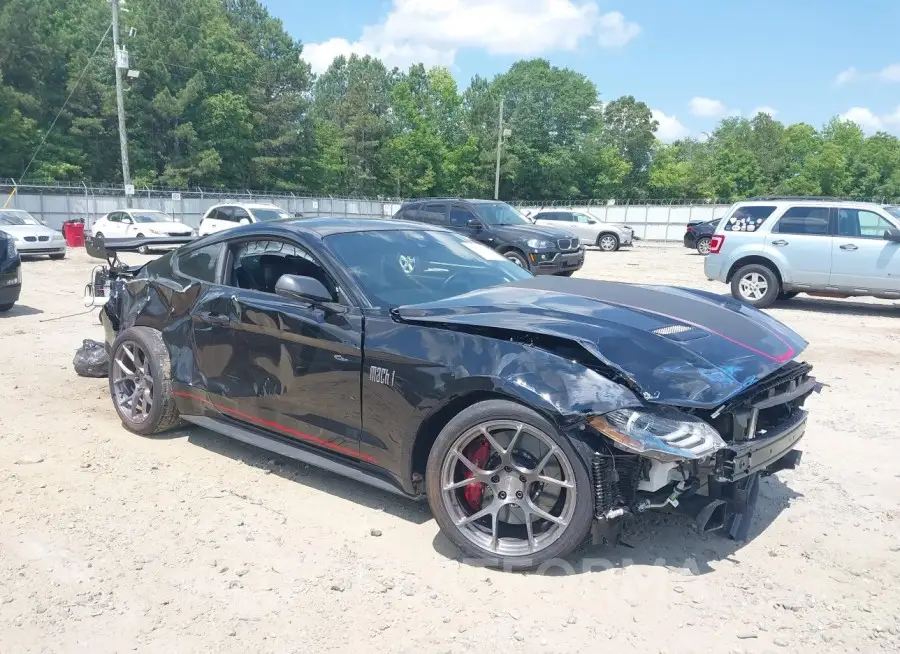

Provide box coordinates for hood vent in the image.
[652,323,708,342]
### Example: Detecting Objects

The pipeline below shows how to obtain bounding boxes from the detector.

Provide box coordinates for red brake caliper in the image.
[463,438,491,510]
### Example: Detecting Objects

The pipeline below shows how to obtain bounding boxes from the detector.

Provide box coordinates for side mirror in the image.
[587,218,598,224]
[122,218,133,225]
[239,217,251,226]
[275,275,333,304]
[466,219,483,231]
[885,227,900,243]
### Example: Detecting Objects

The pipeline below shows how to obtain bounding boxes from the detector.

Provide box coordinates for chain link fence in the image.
[3,181,898,242]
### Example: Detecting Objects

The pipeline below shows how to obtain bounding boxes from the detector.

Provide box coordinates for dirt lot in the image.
[2,243,899,653]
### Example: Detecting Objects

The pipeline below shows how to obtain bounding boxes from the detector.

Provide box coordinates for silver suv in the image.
[704,198,900,307]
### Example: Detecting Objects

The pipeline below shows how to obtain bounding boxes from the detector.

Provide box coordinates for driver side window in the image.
[573,213,593,224]
[227,239,341,302]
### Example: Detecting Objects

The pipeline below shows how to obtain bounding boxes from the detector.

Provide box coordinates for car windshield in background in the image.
[250,208,292,222]
[132,212,171,223]
[325,229,532,307]
[472,202,532,226]
[0,211,39,226]
[886,206,900,220]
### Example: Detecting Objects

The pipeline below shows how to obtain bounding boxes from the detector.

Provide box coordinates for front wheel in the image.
[597,233,620,252]
[504,250,529,270]
[426,400,594,570]
[731,263,780,308]
[0,303,13,313]
[696,237,712,255]
[109,326,183,436]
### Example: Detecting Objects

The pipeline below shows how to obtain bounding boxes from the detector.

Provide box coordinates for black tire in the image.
[50,252,66,260]
[0,303,13,312]
[503,250,530,270]
[136,234,150,255]
[109,326,183,436]
[556,271,576,277]
[696,237,712,256]
[778,291,799,301]
[425,399,594,570]
[596,233,620,252]
[730,263,780,308]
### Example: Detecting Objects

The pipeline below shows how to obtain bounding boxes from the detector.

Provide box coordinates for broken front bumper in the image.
[718,409,806,483]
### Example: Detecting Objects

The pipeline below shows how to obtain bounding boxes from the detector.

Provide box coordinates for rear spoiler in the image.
[85,233,196,264]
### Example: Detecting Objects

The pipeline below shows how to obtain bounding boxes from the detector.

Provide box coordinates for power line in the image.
[18,23,113,184]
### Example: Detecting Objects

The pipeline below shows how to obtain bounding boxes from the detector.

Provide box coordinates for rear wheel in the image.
[731,263,780,308]
[597,233,620,252]
[696,237,712,255]
[0,303,13,312]
[109,327,183,436]
[426,400,594,570]
[136,234,150,255]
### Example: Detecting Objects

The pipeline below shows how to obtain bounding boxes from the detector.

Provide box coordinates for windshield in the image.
[250,207,292,222]
[886,206,900,220]
[132,212,171,224]
[472,202,533,226]
[325,229,532,307]
[0,210,39,226]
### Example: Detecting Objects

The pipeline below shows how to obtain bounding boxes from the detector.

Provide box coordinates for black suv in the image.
[0,230,22,312]
[394,198,584,276]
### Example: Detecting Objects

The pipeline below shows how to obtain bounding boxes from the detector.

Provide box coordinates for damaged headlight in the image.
[589,406,725,462]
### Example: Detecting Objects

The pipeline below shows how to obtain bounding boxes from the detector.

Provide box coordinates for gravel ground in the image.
[1,243,899,653]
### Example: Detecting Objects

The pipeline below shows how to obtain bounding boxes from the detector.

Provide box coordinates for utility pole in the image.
[111,0,132,207]
[494,98,504,200]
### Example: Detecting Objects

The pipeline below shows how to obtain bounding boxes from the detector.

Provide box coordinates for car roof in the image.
[402,198,505,205]
[230,217,445,238]
[207,202,283,210]
[734,198,886,210]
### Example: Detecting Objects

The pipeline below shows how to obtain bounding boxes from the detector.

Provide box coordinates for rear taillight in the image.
[709,235,725,254]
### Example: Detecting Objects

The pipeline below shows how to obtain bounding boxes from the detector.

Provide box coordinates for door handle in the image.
[839,244,858,251]
[198,311,230,324]
[771,239,788,247]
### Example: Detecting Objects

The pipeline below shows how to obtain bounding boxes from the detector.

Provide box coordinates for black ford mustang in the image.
[96,218,819,569]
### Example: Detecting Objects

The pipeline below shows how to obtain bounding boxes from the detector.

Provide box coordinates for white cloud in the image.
[596,11,641,48]
[839,106,900,133]
[303,1,640,74]
[834,67,858,86]
[834,63,900,85]
[752,105,778,117]
[651,109,690,142]
[688,97,739,118]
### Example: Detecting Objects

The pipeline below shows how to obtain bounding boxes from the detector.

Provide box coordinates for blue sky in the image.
[264,0,900,140]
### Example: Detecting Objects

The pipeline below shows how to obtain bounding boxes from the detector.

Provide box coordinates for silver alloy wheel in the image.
[440,420,577,557]
[136,234,149,255]
[599,235,618,251]
[697,238,711,255]
[111,341,154,424]
[738,272,769,301]
[506,253,525,267]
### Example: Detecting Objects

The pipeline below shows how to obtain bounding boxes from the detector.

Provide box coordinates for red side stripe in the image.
[173,391,376,463]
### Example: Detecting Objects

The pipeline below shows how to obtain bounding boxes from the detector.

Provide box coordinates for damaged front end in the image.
[585,361,820,539]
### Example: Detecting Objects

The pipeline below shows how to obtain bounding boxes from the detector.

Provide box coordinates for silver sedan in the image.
[0,210,67,259]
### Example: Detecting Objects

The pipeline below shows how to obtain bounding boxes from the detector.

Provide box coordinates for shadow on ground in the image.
[172,422,803,576]
[0,304,42,317]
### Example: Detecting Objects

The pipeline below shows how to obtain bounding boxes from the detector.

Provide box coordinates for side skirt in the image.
[182,414,420,500]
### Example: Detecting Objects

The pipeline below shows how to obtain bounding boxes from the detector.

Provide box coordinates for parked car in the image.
[395,198,584,275]
[198,203,293,237]
[704,198,900,308]
[96,217,816,570]
[0,209,67,259]
[683,218,721,255]
[530,209,634,252]
[0,230,22,312]
[91,209,195,254]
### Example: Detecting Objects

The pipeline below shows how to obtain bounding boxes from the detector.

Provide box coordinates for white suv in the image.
[704,198,900,307]
[198,203,293,236]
